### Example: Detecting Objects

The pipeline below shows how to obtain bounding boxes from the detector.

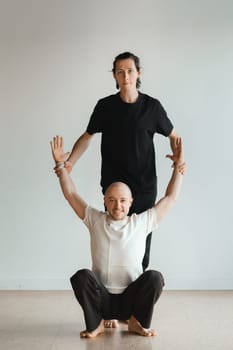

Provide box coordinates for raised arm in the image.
[50,136,87,220]
[155,138,186,224]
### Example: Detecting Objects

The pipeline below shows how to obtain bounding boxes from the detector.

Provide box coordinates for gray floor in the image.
[0,291,232,350]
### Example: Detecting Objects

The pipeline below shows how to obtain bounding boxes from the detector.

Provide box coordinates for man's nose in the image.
[115,200,121,208]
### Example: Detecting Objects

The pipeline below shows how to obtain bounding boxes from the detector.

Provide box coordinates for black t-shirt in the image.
[87,92,173,194]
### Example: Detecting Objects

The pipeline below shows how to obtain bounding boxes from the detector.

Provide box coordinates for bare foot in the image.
[128,316,156,337]
[80,320,105,338]
[104,319,119,328]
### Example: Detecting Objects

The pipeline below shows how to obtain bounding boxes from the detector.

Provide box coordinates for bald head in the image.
[105,182,132,198]
[104,182,133,220]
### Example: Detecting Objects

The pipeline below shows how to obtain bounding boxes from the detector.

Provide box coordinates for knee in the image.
[70,269,92,288]
[146,270,165,289]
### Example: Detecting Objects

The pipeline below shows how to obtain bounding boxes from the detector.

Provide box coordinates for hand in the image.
[177,161,186,175]
[64,160,73,174]
[166,138,186,175]
[54,160,73,177]
[50,136,70,163]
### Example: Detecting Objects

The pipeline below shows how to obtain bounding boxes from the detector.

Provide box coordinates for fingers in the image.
[53,136,58,149]
[50,135,65,163]
[167,137,184,162]
[53,166,62,177]
[166,154,174,160]
[166,153,186,174]
[53,159,72,176]
[50,136,56,150]
[178,161,186,175]
[179,138,183,156]
[50,135,63,149]
[60,136,64,149]
[50,140,54,152]
[58,135,63,148]
[175,136,181,147]
[54,166,60,177]
[173,137,182,150]
[64,160,73,174]
[166,154,175,168]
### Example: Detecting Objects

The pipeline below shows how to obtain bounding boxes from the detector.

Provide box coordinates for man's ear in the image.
[104,196,108,210]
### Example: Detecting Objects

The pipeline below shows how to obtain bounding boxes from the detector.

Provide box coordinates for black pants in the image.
[129,187,157,271]
[70,268,164,332]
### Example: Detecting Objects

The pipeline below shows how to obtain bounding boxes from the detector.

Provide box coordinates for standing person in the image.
[62,51,182,272]
[50,135,186,339]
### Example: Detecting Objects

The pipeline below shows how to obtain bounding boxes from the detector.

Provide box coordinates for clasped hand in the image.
[166,137,186,175]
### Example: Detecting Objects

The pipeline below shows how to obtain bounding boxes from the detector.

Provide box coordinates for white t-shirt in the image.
[83,206,158,294]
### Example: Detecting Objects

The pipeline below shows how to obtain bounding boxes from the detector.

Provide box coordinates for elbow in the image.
[63,192,70,201]
[167,193,179,204]
[170,197,177,205]
[169,129,180,139]
[165,190,179,202]
[62,189,74,202]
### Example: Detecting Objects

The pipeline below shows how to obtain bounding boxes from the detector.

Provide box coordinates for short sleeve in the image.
[147,207,158,232]
[133,207,158,235]
[86,99,104,134]
[155,100,174,137]
[83,206,104,231]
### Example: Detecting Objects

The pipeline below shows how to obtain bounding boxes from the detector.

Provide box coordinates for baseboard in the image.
[0,277,232,290]
[0,278,71,290]
[164,277,233,290]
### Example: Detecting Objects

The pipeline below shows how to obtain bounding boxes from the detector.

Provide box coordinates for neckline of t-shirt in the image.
[117,91,142,105]
[106,215,129,228]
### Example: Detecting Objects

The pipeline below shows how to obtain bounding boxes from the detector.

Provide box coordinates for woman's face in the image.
[113,58,141,91]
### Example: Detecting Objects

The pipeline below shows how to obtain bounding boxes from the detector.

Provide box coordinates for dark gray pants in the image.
[70,269,164,332]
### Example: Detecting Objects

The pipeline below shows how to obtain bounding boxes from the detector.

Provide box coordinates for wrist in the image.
[55,161,65,169]
[66,159,73,167]
[174,160,186,176]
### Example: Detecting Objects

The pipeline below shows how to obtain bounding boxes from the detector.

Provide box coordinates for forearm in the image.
[55,164,87,219]
[169,129,180,152]
[57,166,77,200]
[155,137,185,223]
[155,163,184,223]
[165,164,183,201]
[68,132,93,166]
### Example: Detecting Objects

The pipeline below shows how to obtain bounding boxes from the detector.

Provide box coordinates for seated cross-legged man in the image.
[50,135,186,338]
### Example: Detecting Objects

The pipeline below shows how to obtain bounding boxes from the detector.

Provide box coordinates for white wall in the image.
[0,0,232,290]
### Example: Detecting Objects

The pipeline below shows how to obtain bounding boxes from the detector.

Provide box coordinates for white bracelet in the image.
[56,162,65,169]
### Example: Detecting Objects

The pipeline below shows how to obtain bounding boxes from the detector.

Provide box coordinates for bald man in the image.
[50,135,186,338]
